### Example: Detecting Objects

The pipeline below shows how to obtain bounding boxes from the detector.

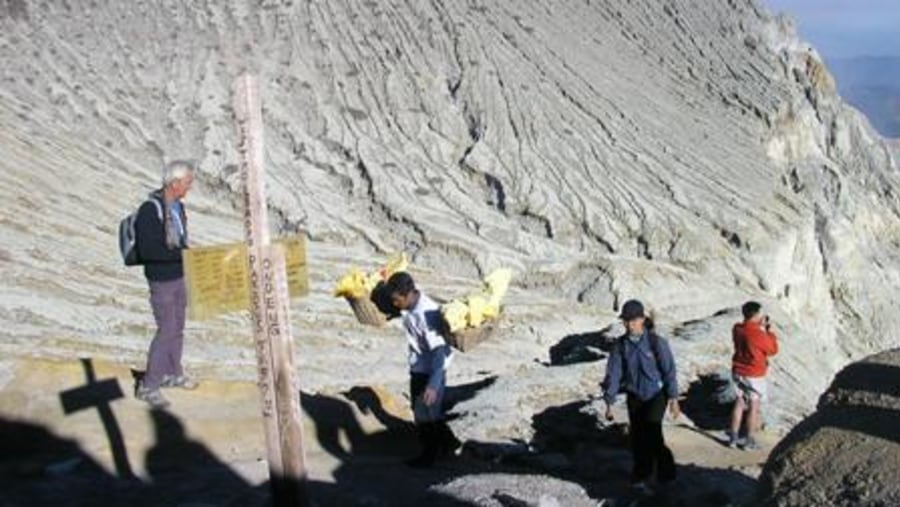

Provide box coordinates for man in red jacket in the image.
[728,301,778,450]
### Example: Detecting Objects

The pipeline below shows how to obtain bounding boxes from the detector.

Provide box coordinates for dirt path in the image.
[1,357,779,506]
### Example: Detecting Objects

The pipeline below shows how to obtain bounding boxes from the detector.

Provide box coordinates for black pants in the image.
[409,374,459,459]
[627,392,676,483]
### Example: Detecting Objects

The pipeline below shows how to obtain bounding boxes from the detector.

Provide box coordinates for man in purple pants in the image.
[134,160,199,408]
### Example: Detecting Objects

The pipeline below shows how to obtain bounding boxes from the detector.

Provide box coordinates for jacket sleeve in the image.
[761,328,779,357]
[746,326,778,357]
[423,309,449,351]
[657,336,679,400]
[602,344,624,405]
[427,346,450,391]
[135,200,182,264]
[423,309,450,391]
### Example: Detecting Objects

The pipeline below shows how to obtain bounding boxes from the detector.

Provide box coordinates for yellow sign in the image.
[281,236,309,299]
[184,236,308,320]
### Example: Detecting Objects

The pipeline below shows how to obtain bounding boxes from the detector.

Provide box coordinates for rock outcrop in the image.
[759,348,900,506]
[1,0,899,467]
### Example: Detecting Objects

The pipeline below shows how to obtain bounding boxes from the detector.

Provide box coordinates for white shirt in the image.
[402,292,453,378]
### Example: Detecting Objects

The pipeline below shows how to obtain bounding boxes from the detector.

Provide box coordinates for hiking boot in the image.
[441,436,464,458]
[725,430,739,448]
[405,452,436,468]
[657,477,681,497]
[435,423,463,458]
[161,374,199,390]
[630,482,653,497]
[136,385,170,409]
[742,437,760,451]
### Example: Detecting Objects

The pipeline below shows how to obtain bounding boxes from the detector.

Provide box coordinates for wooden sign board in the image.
[184,236,308,320]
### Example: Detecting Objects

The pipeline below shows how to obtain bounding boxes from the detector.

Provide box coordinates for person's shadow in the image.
[301,390,371,459]
[344,385,415,431]
[444,375,498,413]
[301,388,418,461]
[144,409,263,506]
[300,377,510,505]
[2,407,268,506]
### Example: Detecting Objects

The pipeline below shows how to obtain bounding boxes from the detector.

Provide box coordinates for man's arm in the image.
[656,337,679,400]
[423,309,450,392]
[135,201,182,263]
[764,328,779,356]
[750,326,779,357]
[602,344,624,406]
[426,345,450,392]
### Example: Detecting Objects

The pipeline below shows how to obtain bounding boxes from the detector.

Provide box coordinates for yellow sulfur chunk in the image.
[333,252,410,300]
[483,268,513,309]
[333,268,371,299]
[467,295,488,328]
[382,252,409,278]
[441,300,469,333]
[365,271,382,291]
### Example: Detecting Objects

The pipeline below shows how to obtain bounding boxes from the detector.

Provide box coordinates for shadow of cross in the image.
[59,358,134,478]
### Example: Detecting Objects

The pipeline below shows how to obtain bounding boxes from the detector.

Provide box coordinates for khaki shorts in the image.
[733,374,767,403]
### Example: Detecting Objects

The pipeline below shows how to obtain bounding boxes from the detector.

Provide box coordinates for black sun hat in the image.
[619,299,645,321]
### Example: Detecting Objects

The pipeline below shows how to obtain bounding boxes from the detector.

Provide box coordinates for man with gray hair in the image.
[134,160,198,408]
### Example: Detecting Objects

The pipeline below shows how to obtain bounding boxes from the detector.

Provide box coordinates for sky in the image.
[763,0,900,60]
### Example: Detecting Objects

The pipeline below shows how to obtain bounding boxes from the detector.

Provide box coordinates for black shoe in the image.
[741,436,761,451]
[630,482,653,497]
[434,422,463,458]
[407,422,437,468]
[440,437,463,458]
[405,452,436,468]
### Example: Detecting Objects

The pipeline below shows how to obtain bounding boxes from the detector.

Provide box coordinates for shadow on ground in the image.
[547,326,616,366]
[299,375,538,506]
[5,357,763,506]
[681,371,736,431]
[0,411,270,507]
[2,358,495,507]
[527,398,759,506]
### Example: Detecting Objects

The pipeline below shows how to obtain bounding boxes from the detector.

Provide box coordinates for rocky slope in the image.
[759,348,900,506]
[1,0,900,504]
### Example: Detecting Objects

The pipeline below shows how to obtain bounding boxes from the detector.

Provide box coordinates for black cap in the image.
[619,299,645,321]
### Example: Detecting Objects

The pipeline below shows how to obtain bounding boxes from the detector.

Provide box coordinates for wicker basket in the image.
[444,318,497,352]
[346,296,388,327]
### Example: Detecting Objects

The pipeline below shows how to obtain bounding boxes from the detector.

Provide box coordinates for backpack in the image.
[119,198,162,266]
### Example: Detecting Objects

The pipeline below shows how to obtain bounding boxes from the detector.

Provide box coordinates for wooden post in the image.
[233,73,309,506]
